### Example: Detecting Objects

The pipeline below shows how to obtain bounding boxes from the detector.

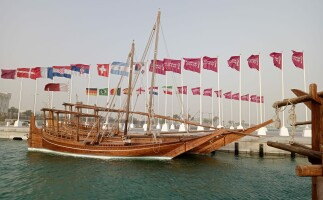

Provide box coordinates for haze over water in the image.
[0,140,310,200]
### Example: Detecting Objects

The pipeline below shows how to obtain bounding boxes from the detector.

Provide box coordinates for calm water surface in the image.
[0,139,310,200]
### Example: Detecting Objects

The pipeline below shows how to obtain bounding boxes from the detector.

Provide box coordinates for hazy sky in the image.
[0,0,322,125]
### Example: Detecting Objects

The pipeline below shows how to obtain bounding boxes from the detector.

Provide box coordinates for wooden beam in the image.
[291,89,312,110]
[267,141,321,161]
[296,165,322,177]
[294,121,312,126]
[272,89,322,108]
[290,142,312,150]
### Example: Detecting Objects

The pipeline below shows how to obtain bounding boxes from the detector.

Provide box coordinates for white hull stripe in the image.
[28,148,173,160]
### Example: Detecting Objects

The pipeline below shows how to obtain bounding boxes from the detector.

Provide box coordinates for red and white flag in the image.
[1,69,16,79]
[241,94,249,101]
[30,67,41,79]
[17,68,30,78]
[203,56,217,72]
[136,87,145,95]
[214,90,222,98]
[203,88,212,97]
[247,55,259,70]
[250,95,257,102]
[292,50,304,69]
[97,64,109,77]
[223,91,232,99]
[163,59,181,74]
[177,86,187,94]
[269,52,282,70]
[44,83,68,92]
[232,93,240,100]
[191,87,200,95]
[149,60,165,75]
[227,56,240,71]
[184,58,201,73]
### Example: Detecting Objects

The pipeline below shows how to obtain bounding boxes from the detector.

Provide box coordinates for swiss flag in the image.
[97,64,109,77]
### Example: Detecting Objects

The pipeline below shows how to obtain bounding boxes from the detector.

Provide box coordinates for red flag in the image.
[30,67,42,80]
[292,50,304,69]
[269,52,282,69]
[17,68,30,78]
[1,69,16,79]
[250,95,257,102]
[223,91,232,99]
[177,86,187,94]
[241,94,249,101]
[184,58,201,73]
[149,60,165,75]
[44,83,68,92]
[163,59,181,74]
[214,90,222,97]
[203,88,212,97]
[97,64,109,77]
[247,55,259,70]
[191,87,200,95]
[232,93,240,100]
[227,56,240,71]
[261,96,264,103]
[256,96,260,103]
[203,56,218,72]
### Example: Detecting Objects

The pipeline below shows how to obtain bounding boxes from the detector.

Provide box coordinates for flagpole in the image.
[33,79,38,114]
[162,73,168,131]
[303,51,311,137]
[279,52,289,136]
[50,78,54,109]
[86,70,91,125]
[15,79,23,127]
[237,55,242,129]
[221,96,223,127]
[217,57,221,128]
[69,76,73,103]
[248,97,250,127]
[197,61,204,131]
[256,100,259,125]
[143,62,148,131]
[106,75,110,125]
[179,63,186,132]
[211,90,214,127]
[157,87,160,128]
[187,87,189,130]
[171,86,174,129]
[230,96,233,129]
[257,54,266,135]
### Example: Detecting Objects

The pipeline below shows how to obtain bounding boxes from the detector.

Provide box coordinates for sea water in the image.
[0,139,310,200]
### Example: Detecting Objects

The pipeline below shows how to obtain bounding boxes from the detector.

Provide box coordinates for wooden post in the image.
[43,110,46,128]
[56,113,59,132]
[76,116,79,142]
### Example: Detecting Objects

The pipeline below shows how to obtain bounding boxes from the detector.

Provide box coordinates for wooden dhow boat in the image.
[28,10,271,159]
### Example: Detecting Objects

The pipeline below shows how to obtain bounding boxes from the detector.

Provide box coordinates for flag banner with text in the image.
[269,52,282,70]
[163,59,181,74]
[232,93,240,100]
[149,60,165,75]
[223,91,232,99]
[191,87,200,95]
[44,83,68,92]
[177,86,187,95]
[214,90,222,98]
[250,95,257,102]
[228,56,240,71]
[292,50,304,69]
[203,56,217,72]
[247,55,259,71]
[203,88,212,97]
[241,94,249,101]
[184,58,201,73]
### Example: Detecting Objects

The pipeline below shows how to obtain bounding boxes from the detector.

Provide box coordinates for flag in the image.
[228,56,240,71]
[292,50,304,69]
[17,68,30,78]
[261,96,264,103]
[247,55,259,70]
[184,58,201,73]
[162,86,173,95]
[177,86,187,95]
[30,67,41,79]
[203,56,218,72]
[149,60,165,75]
[123,88,129,94]
[163,59,181,74]
[97,64,109,77]
[191,87,200,95]
[99,88,108,96]
[223,91,232,99]
[134,62,145,74]
[111,62,129,76]
[232,93,240,100]
[110,88,121,96]
[148,87,158,95]
[86,88,98,96]
[214,90,222,98]
[1,69,16,79]
[256,96,260,103]
[44,83,68,92]
[203,88,212,97]
[48,66,71,79]
[241,94,249,101]
[71,64,90,75]
[250,95,257,102]
[136,87,145,95]
[269,52,282,69]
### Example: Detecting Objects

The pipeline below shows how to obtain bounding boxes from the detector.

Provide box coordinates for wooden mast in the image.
[124,41,135,136]
[147,10,161,134]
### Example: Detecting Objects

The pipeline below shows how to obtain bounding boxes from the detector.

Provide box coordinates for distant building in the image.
[0,93,11,114]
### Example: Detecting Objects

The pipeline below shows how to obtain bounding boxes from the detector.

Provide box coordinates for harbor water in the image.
[0,139,310,200]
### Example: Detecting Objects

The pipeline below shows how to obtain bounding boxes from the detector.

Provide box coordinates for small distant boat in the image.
[28,10,271,159]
